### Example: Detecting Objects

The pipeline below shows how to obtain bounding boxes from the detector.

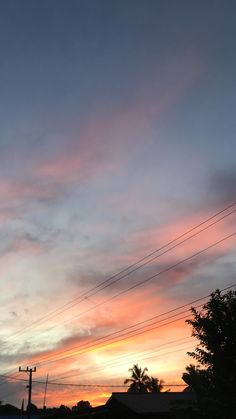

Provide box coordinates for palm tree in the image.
[124,364,150,393]
[147,376,164,393]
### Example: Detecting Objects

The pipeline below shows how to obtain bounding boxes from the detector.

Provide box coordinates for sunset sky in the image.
[0,0,236,408]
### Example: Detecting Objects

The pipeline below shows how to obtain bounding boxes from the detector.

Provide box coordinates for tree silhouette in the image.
[183,289,236,418]
[72,400,92,414]
[124,364,150,393]
[182,364,211,394]
[147,376,164,393]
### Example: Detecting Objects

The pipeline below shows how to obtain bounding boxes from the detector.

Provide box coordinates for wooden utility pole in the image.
[43,373,49,409]
[19,367,36,419]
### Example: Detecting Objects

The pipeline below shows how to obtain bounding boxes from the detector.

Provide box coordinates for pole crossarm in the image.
[19,366,36,419]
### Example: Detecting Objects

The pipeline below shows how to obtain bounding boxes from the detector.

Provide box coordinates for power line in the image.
[0,296,214,387]
[81,339,193,372]
[23,232,236,367]
[1,339,192,390]
[76,343,195,381]
[4,203,235,343]
[3,279,235,389]
[67,341,196,380]
[2,226,235,380]
[0,369,23,385]
[0,374,127,388]
[80,233,236,317]
[1,223,235,401]
[23,279,236,368]
[0,372,187,388]
[3,280,236,379]
[24,281,236,370]
[31,224,236,347]
[29,307,202,367]
[41,209,236,335]
[11,229,235,373]
[41,336,194,382]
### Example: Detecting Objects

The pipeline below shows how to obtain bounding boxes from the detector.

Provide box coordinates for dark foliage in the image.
[147,376,164,393]
[72,400,92,414]
[183,289,236,418]
[0,403,20,415]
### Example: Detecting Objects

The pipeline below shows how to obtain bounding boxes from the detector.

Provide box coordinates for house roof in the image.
[107,392,197,414]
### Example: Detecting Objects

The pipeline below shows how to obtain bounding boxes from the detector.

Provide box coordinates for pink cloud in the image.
[0,179,38,200]
[7,238,45,255]
[122,208,236,265]
[0,178,60,206]
[35,52,203,184]
[0,207,19,222]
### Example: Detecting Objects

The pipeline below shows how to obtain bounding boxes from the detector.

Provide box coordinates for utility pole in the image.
[19,367,36,419]
[43,373,49,410]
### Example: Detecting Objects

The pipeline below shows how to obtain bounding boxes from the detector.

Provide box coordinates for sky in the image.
[0,0,236,408]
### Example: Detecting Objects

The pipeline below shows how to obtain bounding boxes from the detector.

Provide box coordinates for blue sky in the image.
[0,0,235,408]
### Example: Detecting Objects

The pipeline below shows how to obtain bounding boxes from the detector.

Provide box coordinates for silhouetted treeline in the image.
[0,401,93,418]
[40,401,93,418]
